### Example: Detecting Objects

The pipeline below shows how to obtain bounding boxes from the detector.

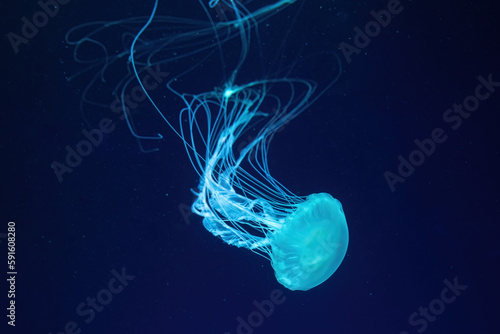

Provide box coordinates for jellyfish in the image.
[68,0,348,290]
[169,77,349,291]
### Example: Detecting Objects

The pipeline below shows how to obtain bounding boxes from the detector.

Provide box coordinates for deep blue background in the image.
[1,0,499,333]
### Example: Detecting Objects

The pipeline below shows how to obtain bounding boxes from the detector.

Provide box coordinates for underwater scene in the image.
[1,0,499,333]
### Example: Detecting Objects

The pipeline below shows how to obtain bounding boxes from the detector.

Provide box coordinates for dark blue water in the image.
[1,0,499,333]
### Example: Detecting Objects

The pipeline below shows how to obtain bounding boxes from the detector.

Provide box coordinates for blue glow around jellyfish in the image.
[68,0,348,291]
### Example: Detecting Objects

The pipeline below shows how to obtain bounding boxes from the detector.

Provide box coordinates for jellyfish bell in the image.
[270,193,348,291]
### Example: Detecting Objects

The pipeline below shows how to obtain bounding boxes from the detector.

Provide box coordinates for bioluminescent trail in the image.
[68,0,348,290]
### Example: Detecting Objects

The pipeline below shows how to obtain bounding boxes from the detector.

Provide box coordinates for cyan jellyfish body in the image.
[271,193,348,291]
[177,78,348,290]
[68,0,348,290]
